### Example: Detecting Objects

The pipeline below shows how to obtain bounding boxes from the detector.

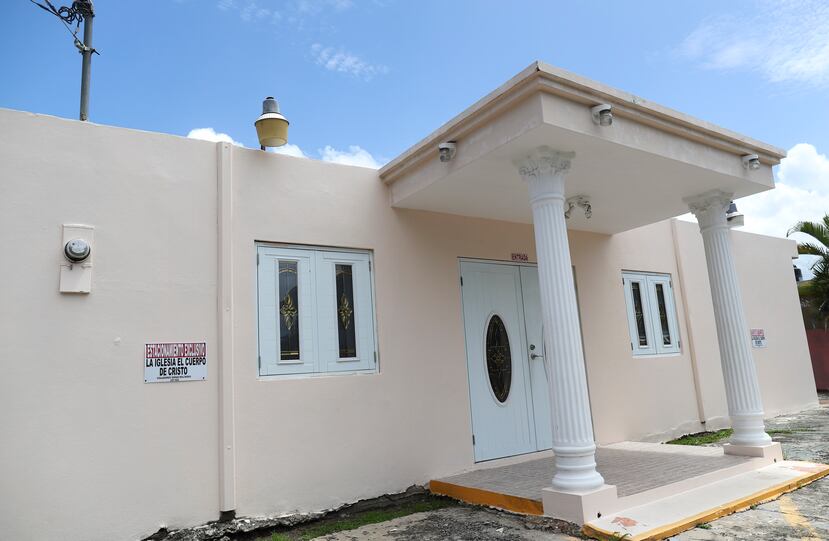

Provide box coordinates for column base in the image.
[724,441,783,461]
[541,484,618,525]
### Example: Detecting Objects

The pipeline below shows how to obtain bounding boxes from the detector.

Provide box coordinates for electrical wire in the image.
[28,0,98,54]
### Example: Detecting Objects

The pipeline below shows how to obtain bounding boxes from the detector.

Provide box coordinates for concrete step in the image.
[582,460,829,541]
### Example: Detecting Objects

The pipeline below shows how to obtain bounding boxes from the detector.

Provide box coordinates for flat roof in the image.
[380,61,786,184]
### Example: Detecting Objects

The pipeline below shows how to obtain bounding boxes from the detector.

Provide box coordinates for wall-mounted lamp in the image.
[742,154,760,170]
[591,104,613,126]
[726,200,744,227]
[565,195,592,219]
[438,141,457,162]
[255,96,289,150]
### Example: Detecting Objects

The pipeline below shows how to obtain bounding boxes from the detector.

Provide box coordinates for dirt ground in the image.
[313,393,829,540]
[312,506,579,541]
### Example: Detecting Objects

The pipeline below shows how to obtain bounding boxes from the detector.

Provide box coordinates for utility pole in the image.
[30,0,98,121]
[77,1,95,121]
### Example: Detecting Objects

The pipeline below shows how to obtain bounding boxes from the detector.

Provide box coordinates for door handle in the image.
[529,344,543,360]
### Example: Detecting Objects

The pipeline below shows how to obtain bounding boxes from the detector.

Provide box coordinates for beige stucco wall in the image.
[672,221,819,423]
[570,223,704,443]
[0,109,817,540]
[0,110,220,540]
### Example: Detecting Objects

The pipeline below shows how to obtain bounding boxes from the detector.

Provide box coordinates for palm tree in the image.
[789,216,829,329]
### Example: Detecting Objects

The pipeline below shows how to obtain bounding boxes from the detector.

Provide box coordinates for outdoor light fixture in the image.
[438,141,457,162]
[564,196,592,219]
[255,96,289,150]
[742,154,760,170]
[591,104,613,126]
[726,200,745,228]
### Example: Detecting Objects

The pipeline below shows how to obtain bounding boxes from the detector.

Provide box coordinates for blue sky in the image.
[4,0,829,243]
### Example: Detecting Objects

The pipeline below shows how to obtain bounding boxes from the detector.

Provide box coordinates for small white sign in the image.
[145,342,207,383]
[750,329,767,348]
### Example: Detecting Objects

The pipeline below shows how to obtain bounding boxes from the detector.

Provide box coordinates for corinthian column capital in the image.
[514,147,575,205]
[684,189,733,233]
[513,146,575,181]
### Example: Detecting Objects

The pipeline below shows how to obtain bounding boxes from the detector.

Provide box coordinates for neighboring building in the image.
[0,62,819,540]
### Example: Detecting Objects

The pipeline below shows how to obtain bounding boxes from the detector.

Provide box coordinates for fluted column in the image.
[514,146,604,492]
[686,190,772,447]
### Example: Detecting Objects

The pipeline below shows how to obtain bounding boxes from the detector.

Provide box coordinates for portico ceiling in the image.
[379,62,786,235]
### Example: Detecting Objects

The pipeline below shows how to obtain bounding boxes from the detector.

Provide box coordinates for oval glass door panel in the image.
[485,315,512,403]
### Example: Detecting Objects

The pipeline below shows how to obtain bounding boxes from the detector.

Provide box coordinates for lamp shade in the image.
[255,97,289,148]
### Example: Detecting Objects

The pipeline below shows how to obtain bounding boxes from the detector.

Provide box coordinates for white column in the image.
[686,190,772,447]
[515,146,604,491]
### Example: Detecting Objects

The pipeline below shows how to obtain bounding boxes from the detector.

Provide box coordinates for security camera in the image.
[591,103,613,126]
[742,154,760,170]
[64,238,91,263]
[438,141,457,162]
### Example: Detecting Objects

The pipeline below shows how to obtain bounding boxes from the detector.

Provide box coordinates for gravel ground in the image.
[672,392,829,540]
[292,393,829,540]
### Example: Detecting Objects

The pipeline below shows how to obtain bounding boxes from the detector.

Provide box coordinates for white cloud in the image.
[187,127,244,146]
[678,143,829,277]
[296,0,353,14]
[217,0,348,25]
[737,144,829,238]
[273,143,383,167]
[319,145,383,168]
[795,254,821,281]
[310,43,388,80]
[678,0,829,87]
[186,128,382,168]
[269,143,307,158]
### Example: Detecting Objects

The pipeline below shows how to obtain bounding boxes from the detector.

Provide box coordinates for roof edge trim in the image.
[379,61,786,184]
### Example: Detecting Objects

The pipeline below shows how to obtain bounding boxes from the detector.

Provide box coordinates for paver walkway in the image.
[291,393,829,540]
[435,446,752,501]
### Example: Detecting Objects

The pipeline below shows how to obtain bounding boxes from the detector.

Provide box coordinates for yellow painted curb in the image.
[582,463,829,541]
[429,479,544,516]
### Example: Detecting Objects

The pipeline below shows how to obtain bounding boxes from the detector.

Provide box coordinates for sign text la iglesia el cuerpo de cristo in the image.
[145,342,207,383]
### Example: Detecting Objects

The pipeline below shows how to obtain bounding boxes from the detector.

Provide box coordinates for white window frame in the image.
[257,244,377,377]
[622,271,681,357]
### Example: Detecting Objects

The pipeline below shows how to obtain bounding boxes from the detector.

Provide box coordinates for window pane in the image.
[336,264,357,358]
[279,260,300,361]
[485,315,512,403]
[631,282,648,347]
[656,283,671,346]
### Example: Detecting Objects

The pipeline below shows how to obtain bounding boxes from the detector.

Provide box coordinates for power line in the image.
[29,0,98,120]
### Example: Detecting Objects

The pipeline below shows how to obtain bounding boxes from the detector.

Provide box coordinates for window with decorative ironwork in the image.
[485,315,512,403]
[622,271,681,357]
[257,245,377,376]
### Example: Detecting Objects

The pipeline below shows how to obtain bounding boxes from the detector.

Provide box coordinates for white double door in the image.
[461,261,553,462]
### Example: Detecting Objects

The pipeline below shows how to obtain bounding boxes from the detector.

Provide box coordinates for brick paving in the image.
[435,445,752,500]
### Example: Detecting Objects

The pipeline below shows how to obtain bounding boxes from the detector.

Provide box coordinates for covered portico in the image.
[379,62,793,527]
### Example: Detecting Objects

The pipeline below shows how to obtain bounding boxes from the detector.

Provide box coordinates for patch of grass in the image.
[696,522,712,530]
[266,498,455,541]
[667,426,815,446]
[667,429,733,446]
